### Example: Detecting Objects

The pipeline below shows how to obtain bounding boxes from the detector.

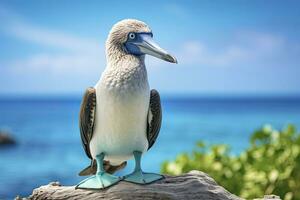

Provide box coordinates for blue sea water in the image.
[0,96,300,199]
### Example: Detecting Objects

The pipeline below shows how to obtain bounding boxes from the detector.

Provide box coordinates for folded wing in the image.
[147,89,162,150]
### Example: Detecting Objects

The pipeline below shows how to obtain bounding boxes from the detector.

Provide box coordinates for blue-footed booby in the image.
[76,19,177,189]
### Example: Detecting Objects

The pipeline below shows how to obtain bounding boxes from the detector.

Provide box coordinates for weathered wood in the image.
[24,170,242,200]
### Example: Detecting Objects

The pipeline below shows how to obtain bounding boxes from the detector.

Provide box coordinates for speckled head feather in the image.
[105,19,152,63]
[108,19,151,44]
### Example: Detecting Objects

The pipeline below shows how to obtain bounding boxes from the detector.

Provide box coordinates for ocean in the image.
[0,96,300,199]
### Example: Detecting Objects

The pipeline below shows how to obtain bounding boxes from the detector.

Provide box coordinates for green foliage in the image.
[161,125,300,200]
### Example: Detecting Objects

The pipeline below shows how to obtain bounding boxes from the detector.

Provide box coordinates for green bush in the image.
[161,125,300,200]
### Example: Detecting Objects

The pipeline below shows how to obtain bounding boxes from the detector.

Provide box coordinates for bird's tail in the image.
[79,160,127,176]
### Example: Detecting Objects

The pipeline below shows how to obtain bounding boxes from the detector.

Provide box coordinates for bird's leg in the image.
[124,151,163,184]
[76,153,121,189]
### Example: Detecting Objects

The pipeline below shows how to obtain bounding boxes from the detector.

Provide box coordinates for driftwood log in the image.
[23,170,242,200]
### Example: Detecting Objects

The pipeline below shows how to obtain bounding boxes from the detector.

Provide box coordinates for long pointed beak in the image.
[134,34,177,63]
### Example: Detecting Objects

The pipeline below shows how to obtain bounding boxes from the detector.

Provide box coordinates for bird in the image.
[76,19,177,189]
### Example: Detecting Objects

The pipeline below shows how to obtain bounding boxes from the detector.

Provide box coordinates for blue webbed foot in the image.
[76,171,121,189]
[124,151,164,184]
[76,153,121,189]
[124,170,163,184]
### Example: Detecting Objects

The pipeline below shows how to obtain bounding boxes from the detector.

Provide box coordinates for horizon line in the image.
[1,92,300,100]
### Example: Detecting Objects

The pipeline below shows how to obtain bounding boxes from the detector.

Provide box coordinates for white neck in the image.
[100,43,149,93]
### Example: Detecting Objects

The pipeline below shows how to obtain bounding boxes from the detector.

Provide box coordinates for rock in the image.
[254,195,281,200]
[0,131,16,146]
[25,170,242,200]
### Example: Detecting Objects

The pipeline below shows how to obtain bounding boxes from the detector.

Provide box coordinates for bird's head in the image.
[106,19,177,64]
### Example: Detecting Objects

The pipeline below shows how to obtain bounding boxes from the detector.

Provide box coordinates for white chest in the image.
[89,67,150,165]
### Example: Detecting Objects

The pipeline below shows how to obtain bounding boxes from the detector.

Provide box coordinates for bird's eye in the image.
[128,32,136,40]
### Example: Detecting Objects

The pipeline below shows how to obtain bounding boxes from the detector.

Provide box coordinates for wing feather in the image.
[147,89,162,150]
[79,87,96,159]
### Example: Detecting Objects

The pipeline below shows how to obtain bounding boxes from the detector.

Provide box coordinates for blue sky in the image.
[0,0,300,96]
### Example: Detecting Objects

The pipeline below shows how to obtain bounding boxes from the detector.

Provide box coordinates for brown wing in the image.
[147,89,162,150]
[79,87,96,159]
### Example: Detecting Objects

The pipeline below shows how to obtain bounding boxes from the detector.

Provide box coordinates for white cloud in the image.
[8,53,104,76]
[0,6,100,51]
[176,31,285,67]
[8,23,100,52]
[0,5,105,76]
